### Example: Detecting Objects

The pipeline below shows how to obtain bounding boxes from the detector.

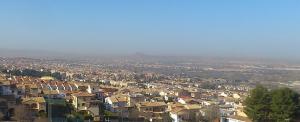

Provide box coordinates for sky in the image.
[0,0,299,59]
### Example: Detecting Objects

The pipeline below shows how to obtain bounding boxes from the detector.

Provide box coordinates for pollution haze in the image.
[0,1,300,59]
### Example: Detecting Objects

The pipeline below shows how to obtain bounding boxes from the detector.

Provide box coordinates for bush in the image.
[38,110,47,117]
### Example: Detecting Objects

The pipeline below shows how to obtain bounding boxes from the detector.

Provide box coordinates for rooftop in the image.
[72,92,94,97]
[138,102,167,107]
[23,97,46,104]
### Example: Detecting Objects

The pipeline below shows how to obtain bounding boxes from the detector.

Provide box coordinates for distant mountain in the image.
[0,49,299,65]
[0,48,75,58]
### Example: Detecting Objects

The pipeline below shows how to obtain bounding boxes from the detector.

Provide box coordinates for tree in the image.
[37,110,47,117]
[51,72,63,80]
[270,88,299,122]
[67,114,84,122]
[66,100,75,114]
[244,85,271,122]
[244,86,300,122]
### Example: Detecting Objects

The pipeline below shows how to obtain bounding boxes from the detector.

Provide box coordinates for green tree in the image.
[244,85,271,122]
[66,100,75,114]
[51,72,63,80]
[270,88,299,122]
[67,113,84,122]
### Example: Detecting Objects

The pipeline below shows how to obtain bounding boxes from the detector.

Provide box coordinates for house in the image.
[42,90,65,99]
[0,95,16,115]
[0,80,12,95]
[174,89,191,97]
[219,92,229,98]
[88,100,101,121]
[232,93,241,99]
[136,102,168,121]
[22,97,46,113]
[72,92,95,110]
[178,97,200,105]
[129,93,146,106]
[25,84,39,97]
[105,94,133,118]
[126,82,137,87]
[40,76,54,81]
[49,82,59,91]
[220,103,249,122]
[94,89,105,101]
[15,84,26,97]
[105,95,129,112]
[88,85,100,94]
[56,82,66,91]
[201,100,213,106]
[98,87,119,100]
[170,104,202,122]
[190,91,202,99]
[77,85,88,92]
[39,82,51,91]
[164,94,178,102]
[66,83,78,91]
[101,80,110,85]
[221,116,252,122]
[62,82,72,91]
[72,92,100,121]
[151,96,165,102]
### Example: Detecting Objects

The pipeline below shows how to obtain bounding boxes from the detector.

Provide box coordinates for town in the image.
[1,56,300,122]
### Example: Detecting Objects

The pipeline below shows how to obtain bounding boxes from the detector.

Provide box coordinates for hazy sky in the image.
[0,1,299,58]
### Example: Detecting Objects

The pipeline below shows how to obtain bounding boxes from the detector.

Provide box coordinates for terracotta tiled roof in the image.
[22,97,46,104]
[0,80,10,85]
[43,90,59,95]
[171,107,186,113]
[184,104,201,110]
[109,95,129,103]
[72,92,94,97]
[139,102,167,107]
